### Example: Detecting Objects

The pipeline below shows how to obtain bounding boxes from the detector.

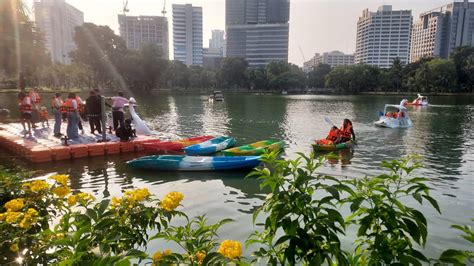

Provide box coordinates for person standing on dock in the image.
[65,93,80,140]
[18,92,32,135]
[86,90,102,134]
[29,87,41,129]
[51,93,63,137]
[108,92,129,131]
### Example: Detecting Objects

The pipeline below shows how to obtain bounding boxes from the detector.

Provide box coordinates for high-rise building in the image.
[203,47,224,69]
[172,4,203,66]
[226,0,290,68]
[34,0,84,64]
[118,15,169,59]
[410,0,474,63]
[209,30,225,50]
[303,51,355,72]
[355,5,412,68]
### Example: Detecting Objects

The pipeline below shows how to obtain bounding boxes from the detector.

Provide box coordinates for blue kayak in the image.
[127,155,261,171]
[184,136,236,155]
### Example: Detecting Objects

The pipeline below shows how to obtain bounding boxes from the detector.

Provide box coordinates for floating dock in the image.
[0,121,159,163]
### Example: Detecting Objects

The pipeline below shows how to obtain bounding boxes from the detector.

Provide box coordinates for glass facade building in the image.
[172,4,203,66]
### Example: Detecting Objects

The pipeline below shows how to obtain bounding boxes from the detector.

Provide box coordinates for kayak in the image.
[143,136,214,153]
[127,155,261,171]
[222,140,285,156]
[184,136,236,155]
[312,139,354,151]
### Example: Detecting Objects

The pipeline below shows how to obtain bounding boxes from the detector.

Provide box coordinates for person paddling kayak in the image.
[320,119,355,145]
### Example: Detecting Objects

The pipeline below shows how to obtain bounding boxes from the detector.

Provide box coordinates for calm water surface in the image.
[1,92,473,258]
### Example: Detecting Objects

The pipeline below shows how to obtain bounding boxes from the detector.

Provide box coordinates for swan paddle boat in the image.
[312,139,354,151]
[127,97,152,135]
[405,94,428,106]
[127,155,261,171]
[143,136,214,153]
[184,136,236,155]
[374,102,412,128]
[222,140,285,156]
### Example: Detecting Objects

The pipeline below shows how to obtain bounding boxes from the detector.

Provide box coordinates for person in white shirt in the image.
[108,92,129,131]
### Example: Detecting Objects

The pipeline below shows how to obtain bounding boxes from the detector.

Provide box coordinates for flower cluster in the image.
[22,180,49,193]
[0,199,39,229]
[152,249,171,264]
[67,192,96,207]
[110,188,152,210]
[52,186,71,198]
[160,191,184,212]
[49,174,69,186]
[218,240,242,260]
[196,251,206,264]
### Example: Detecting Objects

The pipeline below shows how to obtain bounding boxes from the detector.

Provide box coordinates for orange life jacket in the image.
[340,123,353,139]
[40,109,49,119]
[29,91,41,104]
[64,98,77,113]
[60,102,67,114]
[393,112,399,119]
[19,96,32,113]
[326,128,339,142]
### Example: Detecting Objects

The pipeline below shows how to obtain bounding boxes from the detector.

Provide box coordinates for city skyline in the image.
[28,0,457,66]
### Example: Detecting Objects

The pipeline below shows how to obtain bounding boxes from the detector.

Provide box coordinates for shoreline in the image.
[1,88,472,96]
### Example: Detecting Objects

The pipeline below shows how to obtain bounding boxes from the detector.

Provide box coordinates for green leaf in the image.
[403,218,421,244]
[326,186,340,200]
[422,195,441,213]
[439,249,467,264]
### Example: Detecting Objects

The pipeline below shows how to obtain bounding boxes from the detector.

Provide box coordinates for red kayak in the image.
[143,136,214,153]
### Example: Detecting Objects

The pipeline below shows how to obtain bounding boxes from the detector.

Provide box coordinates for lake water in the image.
[1,92,473,259]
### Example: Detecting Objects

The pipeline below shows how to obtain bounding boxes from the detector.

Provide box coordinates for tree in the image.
[325,64,381,93]
[0,0,50,85]
[450,46,474,91]
[414,59,457,93]
[389,57,403,92]
[247,68,268,90]
[218,57,248,88]
[164,61,190,88]
[308,63,331,88]
[70,23,128,89]
[140,44,168,91]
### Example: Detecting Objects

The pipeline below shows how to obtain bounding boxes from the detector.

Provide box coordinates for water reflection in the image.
[0,92,473,257]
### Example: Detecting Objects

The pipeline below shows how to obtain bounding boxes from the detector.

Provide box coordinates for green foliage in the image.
[308,63,331,88]
[414,58,457,93]
[247,152,351,265]
[0,0,50,85]
[218,57,249,88]
[152,215,234,265]
[345,155,440,265]
[325,64,381,93]
[248,152,441,265]
[438,218,474,265]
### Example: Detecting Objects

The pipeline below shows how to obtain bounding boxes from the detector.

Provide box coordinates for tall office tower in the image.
[411,0,474,63]
[118,15,169,59]
[34,0,84,64]
[355,5,412,68]
[226,0,290,68]
[209,30,225,49]
[172,4,203,66]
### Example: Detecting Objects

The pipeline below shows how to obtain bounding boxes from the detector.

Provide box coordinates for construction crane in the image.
[161,0,167,16]
[298,45,306,62]
[122,0,129,15]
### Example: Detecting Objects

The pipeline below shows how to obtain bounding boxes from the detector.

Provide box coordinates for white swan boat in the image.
[374,102,412,128]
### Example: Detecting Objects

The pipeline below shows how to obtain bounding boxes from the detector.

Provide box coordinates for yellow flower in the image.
[111,196,122,208]
[124,188,151,203]
[77,192,95,201]
[159,192,184,212]
[4,198,24,212]
[52,186,71,198]
[0,213,6,221]
[49,174,70,186]
[196,251,206,264]
[5,211,22,224]
[152,249,172,264]
[67,195,77,206]
[218,240,242,260]
[9,243,19,252]
[23,180,49,192]
[19,208,39,229]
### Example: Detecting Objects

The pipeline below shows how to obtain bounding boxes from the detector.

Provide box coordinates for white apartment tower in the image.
[34,0,84,64]
[172,4,203,66]
[118,15,169,59]
[355,5,412,68]
[411,0,474,63]
[303,51,354,72]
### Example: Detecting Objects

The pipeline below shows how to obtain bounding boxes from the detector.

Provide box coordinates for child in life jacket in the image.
[39,106,49,128]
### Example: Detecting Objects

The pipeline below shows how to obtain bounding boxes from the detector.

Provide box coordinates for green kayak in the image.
[222,140,285,156]
[312,140,354,151]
